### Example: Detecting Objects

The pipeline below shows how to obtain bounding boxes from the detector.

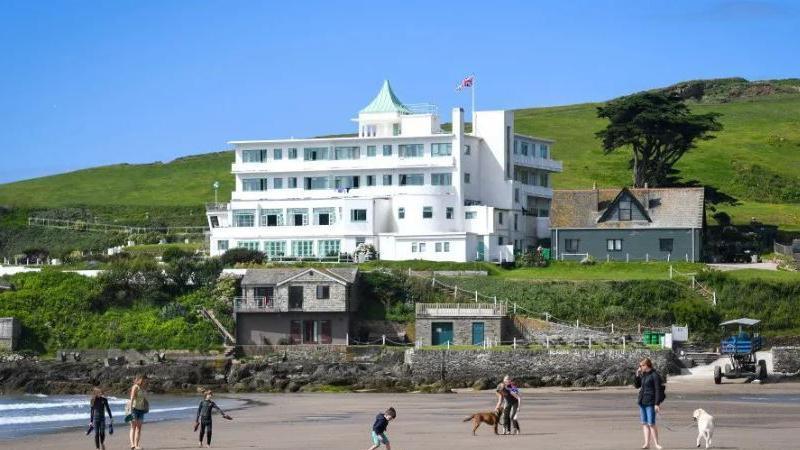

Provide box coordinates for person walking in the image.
[194,390,232,448]
[88,387,113,450]
[494,375,521,435]
[634,358,664,449]
[365,407,396,450]
[127,374,149,450]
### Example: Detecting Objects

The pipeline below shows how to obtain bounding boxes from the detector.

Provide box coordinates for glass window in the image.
[273,148,282,160]
[366,175,375,186]
[514,188,519,203]
[399,144,424,158]
[464,173,471,183]
[607,239,623,251]
[513,140,518,154]
[237,241,259,250]
[273,178,283,189]
[435,242,442,252]
[465,211,477,220]
[444,242,450,252]
[217,240,228,251]
[382,144,392,156]
[618,199,632,221]
[659,238,674,252]
[334,146,360,160]
[288,208,309,226]
[263,240,286,258]
[431,143,452,157]
[288,177,297,188]
[260,208,284,227]
[233,210,255,227]
[514,214,518,231]
[304,176,329,190]
[446,207,454,219]
[541,173,549,187]
[422,206,433,219]
[334,175,360,189]
[399,173,424,186]
[419,242,426,252]
[498,212,504,225]
[242,149,266,163]
[539,208,550,218]
[431,173,452,186]
[539,144,549,158]
[464,144,471,155]
[318,240,341,257]
[367,145,377,157]
[313,207,335,226]
[350,209,367,222]
[382,174,393,186]
[316,285,331,299]
[411,242,418,253]
[242,178,268,191]
[288,148,298,159]
[304,147,329,161]
[292,240,314,257]
[565,239,579,252]
[398,207,405,219]
[522,142,529,156]
[498,236,504,245]
[393,123,401,136]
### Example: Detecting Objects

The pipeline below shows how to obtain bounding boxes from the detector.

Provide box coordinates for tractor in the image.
[714,318,767,384]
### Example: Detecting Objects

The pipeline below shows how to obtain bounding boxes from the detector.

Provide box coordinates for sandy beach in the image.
[3,380,800,450]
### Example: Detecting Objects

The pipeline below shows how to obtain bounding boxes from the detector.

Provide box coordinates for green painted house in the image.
[550,187,704,262]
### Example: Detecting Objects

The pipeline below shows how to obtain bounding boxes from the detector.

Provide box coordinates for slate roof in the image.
[360,80,411,114]
[241,267,358,286]
[550,187,705,229]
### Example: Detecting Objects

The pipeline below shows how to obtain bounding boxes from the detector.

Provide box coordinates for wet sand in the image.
[4,381,800,449]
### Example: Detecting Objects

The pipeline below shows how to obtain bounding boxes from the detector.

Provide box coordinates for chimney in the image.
[452,107,464,136]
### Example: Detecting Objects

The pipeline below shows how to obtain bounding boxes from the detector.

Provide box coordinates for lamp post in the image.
[213,181,220,204]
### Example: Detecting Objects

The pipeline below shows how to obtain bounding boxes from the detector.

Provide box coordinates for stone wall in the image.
[772,346,800,374]
[406,348,678,387]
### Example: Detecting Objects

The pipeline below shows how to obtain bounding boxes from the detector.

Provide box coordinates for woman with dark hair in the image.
[634,358,664,449]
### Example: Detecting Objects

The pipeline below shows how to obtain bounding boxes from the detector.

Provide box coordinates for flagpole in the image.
[471,74,476,131]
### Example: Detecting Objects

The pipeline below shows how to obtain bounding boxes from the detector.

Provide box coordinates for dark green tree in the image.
[596,92,723,187]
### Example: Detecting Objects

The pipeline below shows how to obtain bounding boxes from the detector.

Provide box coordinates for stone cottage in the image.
[234,267,358,345]
[415,303,508,346]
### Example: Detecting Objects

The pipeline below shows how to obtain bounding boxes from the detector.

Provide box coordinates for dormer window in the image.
[618,199,632,221]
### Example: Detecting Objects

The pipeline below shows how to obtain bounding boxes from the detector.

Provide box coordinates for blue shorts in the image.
[132,408,146,422]
[371,431,389,446]
[639,404,656,425]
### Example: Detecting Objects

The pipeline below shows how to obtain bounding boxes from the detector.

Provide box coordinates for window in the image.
[334,175,360,189]
[365,124,377,136]
[422,206,433,219]
[260,209,284,227]
[399,144,424,158]
[305,176,329,190]
[233,210,255,227]
[382,144,392,156]
[431,143,452,156]
[316,285,331,299]
[273,148,282,160]
[217,240,229,251]
[541,173,549,187]
[210,216,220,228]
[431,173,452,186]
[565,239,580,252]
[607,239,623,252]
[288,208,309,226]
[237,241,259,250]
[242,149,266,163]
[464,144,471,155]
[514,214,518,231]
[242,178,268,191]
[464,173,471,183]
[539,144,549,158]
[382,174,393,185]
[521,142,529,156]
[288,148,298,159]
[513,140,518,154]
[304,147,329,161]
[318,240,340,257]
[446,207,454,219]
[465,211,477,220]
[366,175,375,186]
[659,238,674,252]
[289,287,304,310]
[334,146,360,160]
[350,209,367,222]
[618,199,632,221]
[498,236,504,245]
[367,145,377,157]
[435,242,442,252]
[444,242,450,252]
[539,208,550,217]
[498,212,504,225]
[355,237,366,246]
[288,177,297,188]
[411,242,418,253]
[514,188,519,203]
[419,242,426,252]
[399,173,424,186]
[398,207,405,219]
[393,123,401,136]
[313,208,335,226]
[263,241,286,258]
[292,240,314,257]
[273,178,283,189]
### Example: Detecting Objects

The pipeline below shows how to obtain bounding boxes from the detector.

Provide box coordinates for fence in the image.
[774,242,800,261]
[669,265,717,305]
[27,216,208,235]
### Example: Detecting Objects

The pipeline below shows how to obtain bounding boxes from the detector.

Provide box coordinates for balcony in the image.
[234,296,280,312]
[513,156,562,172]
[231,156,456,174]
[206,202,230,212]
[518,183,553,199]
[415,303,508,318]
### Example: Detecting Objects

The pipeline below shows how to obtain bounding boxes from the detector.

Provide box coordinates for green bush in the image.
[220,248,264,266]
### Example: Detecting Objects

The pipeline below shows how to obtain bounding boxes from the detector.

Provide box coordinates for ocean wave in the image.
[0,406,195,425]
[0,398,127,412]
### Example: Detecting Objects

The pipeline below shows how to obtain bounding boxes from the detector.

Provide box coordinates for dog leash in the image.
[657,413,694,432]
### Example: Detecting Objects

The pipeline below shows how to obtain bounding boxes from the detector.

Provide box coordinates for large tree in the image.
[596,92,723,187]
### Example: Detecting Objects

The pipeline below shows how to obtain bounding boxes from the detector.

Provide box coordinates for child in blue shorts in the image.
[366,407,396,450]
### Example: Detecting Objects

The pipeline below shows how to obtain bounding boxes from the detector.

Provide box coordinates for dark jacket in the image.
[372,413,389,434]
[90,396,112,423]
[196,400,224,423]
[634,370,664,406]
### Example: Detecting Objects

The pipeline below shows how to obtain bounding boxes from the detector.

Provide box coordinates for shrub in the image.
[220,248,264,266]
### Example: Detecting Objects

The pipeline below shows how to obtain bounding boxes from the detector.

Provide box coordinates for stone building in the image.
[0,317,20,351]
[234,268,358,345]
[415,303,507,346]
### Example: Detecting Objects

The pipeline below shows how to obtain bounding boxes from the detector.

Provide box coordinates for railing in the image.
[416,302,507,317]
[28,217,208,235]
[405,103,438,115]
[206,202,230,212]
[233,296,277,312]
[513,156,563,172]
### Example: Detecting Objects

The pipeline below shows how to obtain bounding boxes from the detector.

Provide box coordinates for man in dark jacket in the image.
[634,358,664,449]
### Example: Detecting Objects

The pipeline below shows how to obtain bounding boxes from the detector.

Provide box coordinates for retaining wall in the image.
[772,346,800,374]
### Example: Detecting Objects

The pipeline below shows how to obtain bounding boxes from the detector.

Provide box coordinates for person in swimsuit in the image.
[89,387,113,450]
[194,390,232,448]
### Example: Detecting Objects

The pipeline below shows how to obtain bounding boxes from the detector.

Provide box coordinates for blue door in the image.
[472,322,485,346]
[432,322,453,346]
[476,241,485,261]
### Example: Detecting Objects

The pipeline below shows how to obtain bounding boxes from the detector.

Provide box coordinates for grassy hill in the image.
[0,78,798,229]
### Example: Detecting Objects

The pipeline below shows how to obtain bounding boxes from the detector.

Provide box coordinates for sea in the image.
[0,394,245,440]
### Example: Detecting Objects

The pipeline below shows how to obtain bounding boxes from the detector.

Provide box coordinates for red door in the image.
[289,320,301,344]
[320,320,332,344]
[304,321,316,344]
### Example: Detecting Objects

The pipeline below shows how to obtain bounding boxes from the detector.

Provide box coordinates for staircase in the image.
[199,307,236,352]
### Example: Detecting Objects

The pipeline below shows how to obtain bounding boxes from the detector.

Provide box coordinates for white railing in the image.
[233,296,277,312]
[513,156,563,172]
[416,302,507,317]
[405,103,438,115]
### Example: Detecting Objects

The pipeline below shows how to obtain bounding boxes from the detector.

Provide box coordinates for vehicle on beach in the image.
[714,318,767,384]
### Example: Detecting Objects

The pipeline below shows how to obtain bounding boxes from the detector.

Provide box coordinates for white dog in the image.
[692,408,715,449]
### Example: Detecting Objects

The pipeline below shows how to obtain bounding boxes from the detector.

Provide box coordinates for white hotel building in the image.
[206,81,562,262]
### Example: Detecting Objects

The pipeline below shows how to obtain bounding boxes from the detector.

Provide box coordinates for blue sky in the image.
[0,0,798,183]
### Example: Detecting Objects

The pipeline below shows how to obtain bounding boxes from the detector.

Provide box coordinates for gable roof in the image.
[359,80,410,114]
[596,187,652,223]
[550,187,705,230]
[241,267,358,286]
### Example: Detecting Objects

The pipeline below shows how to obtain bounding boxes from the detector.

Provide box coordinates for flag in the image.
[456,75,474,91]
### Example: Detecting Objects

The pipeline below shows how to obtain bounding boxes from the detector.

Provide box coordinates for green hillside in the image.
[0,78,799,229]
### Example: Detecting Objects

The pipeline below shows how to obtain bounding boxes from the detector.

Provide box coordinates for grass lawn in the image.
[496,261,705,281]
[722,268,800,282]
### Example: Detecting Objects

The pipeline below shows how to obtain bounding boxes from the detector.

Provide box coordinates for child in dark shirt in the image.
[366,407,396,450]
[194,390,232,448]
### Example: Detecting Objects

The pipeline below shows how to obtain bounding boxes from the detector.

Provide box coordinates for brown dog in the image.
[463,407,502,435]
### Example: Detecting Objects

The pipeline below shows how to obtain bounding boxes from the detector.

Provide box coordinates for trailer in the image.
[714,318,767,384]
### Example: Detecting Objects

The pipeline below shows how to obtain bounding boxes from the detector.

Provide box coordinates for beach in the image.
[3,381,799,450]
